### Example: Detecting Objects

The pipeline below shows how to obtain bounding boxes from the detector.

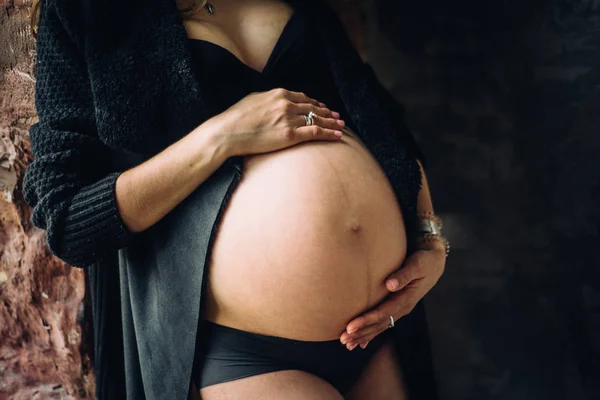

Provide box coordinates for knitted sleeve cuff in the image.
[50,171,134,268]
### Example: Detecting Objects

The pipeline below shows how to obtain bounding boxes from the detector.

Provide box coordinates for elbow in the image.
[46,239,93,269]
[44,226,126,269]
[21,137,135,267]
[26,187,135,268]
[41,219,103,268]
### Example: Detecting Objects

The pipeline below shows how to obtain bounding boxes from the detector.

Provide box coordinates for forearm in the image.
[416,160,434,214]
[115,116,232,233]
[415,160,445,251]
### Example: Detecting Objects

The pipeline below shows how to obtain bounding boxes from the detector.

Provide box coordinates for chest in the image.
[84,0,343,157]
[181,0,296,74]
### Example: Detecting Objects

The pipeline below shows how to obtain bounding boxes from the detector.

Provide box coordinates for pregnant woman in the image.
[24,0,448,399]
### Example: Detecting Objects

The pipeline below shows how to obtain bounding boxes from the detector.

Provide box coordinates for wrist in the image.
[415,212,450,257]
[193,113,236,163]
[418,236,447,252]
[416,234,450,258]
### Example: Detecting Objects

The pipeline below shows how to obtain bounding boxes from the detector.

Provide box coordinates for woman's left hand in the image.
[339,244,446,350]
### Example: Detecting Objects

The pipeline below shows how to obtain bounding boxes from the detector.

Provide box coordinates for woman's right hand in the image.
[213,88,346,157]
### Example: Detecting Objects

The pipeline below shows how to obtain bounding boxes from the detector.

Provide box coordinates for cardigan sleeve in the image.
[318,2,428,171]
[22,0,136,268]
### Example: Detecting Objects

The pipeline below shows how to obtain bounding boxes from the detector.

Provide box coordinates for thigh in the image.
[343,335,408,400]
[196,369,344,400]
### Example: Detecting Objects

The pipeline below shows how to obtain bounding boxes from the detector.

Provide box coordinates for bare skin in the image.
[179,0,410,399]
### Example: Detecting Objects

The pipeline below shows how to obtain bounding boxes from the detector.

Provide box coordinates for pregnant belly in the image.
[201,127,408,341]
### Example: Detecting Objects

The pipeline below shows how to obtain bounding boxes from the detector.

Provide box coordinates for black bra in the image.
[188,1,306,77]
[187,2,304,76]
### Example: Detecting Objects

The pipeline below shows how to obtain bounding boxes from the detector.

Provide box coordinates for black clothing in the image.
[22,0,436,399]
[193,320,391,394]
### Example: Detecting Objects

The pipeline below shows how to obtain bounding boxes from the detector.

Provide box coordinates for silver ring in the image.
[304,111,316,126]
[388,315,395,329]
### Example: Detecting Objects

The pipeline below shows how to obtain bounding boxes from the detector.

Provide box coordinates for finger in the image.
[293,102,340,120]
[359,340,370,349]
[343,322,384,344]
[296,113,345,131]
[346,306,387,334]
[284,90,324,108]
[340,318,383,342]
[346,342,359,351]
[385,260,424,292]
[347,328,381,350]
[350,328,383,347]
[295,124,343,141]
[288,92,332,114]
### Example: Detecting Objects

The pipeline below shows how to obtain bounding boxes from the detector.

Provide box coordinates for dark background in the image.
[365,0,599,398]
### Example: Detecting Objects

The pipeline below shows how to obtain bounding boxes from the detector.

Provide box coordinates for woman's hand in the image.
[339,244,446,350]
[214,88,346,157]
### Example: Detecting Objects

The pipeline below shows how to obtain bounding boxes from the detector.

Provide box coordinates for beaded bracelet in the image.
[417,212,443,229]
[415,212,450,257]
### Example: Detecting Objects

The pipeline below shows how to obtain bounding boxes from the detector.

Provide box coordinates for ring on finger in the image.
[303,111,317,126]
[388,315,395,329]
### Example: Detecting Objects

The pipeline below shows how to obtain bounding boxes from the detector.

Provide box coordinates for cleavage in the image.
[184,2,300,74]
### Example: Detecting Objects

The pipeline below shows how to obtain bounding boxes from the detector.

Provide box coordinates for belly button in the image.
[348,220,362,234]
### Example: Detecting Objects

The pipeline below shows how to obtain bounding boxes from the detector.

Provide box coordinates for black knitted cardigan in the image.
[22,0,437,399]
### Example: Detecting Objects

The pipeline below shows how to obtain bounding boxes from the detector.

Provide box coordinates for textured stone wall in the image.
[0,1,95,399]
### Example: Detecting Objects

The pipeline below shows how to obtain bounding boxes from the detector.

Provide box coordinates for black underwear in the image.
[192,319,391,395]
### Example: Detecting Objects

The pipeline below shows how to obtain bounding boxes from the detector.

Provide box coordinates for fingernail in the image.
[361,341,369,349]
[387,278,399,290]
[319,102,326,107]
[332,111,340,118]
[348,343,358,350]
[347,326,358,334]
[337,119,345,126]
[340,338,347,345]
